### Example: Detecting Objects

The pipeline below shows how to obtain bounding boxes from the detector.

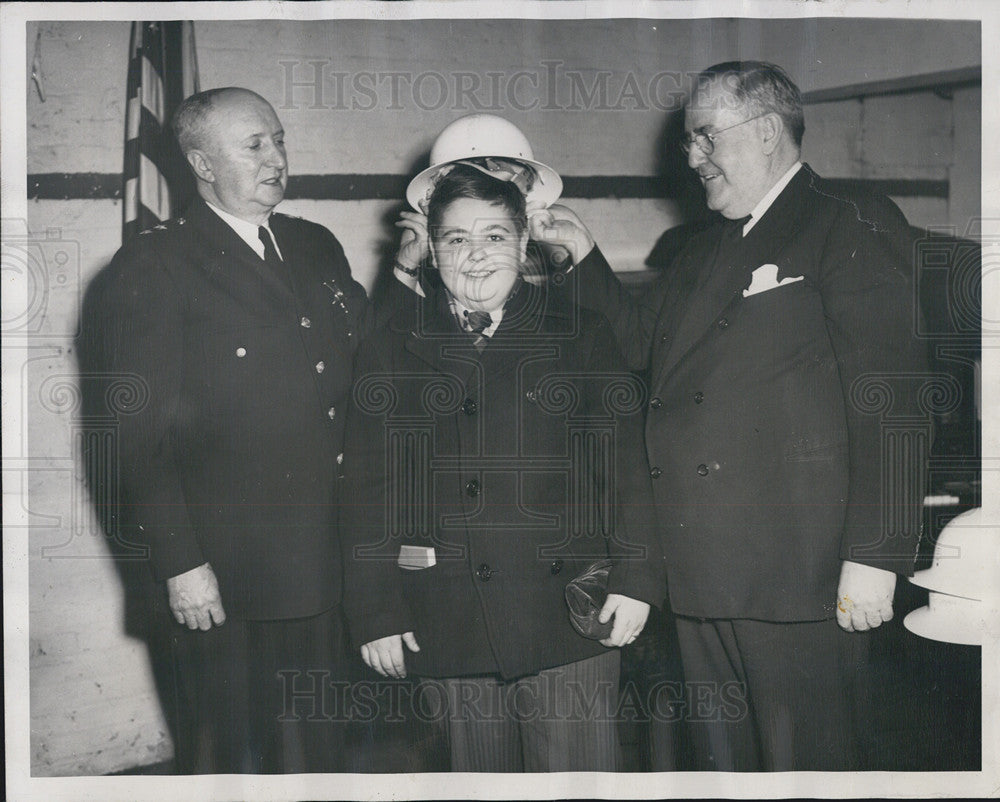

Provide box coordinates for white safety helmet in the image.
[904,506,992,645]
[406,113,563,211]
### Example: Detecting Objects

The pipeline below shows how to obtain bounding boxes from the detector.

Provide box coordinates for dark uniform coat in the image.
[341,280,665,680]
[82,196,371,620]
[573,164,926,622]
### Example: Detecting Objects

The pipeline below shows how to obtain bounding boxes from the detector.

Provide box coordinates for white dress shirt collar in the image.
[743,161,803,236]
[205,200,283,260]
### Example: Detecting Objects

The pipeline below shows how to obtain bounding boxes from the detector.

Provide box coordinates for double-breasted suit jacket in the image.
[82,197,372,620]
[573,164,927,622]
[341,280,665,680]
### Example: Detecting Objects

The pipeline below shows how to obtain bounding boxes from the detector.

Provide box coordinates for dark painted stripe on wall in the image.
[802,66,980,104]
[27,173,950,201]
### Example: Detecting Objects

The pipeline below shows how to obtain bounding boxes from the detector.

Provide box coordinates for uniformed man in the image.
[79,87,376,773]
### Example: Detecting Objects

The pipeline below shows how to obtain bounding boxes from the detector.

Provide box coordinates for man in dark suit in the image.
[531,61,927,770]
[79,87,377,773]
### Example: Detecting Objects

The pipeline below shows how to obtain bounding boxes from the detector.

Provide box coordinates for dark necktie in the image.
[258,225,292,292]
[724,214,752,240]
[464,309,493,352]
[258,225,282,266]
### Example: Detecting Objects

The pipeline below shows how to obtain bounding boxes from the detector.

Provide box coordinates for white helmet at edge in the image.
[406,113,563,211]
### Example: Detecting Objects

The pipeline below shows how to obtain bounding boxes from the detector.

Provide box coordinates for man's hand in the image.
[394,211,429,274]
[166,562,226,631]
[598,594,651,647]
[361,632,421,679]
[836,560,897,632]
[528,203,596,267]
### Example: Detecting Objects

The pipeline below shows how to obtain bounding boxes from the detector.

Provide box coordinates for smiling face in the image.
[684,80,777,220]
[192,90,288,223]
[431,196,528,312]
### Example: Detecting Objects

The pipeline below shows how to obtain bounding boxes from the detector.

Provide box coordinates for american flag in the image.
[122,21,200,243]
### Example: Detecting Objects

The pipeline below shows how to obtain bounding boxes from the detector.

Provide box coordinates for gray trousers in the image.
[430,649,621,772]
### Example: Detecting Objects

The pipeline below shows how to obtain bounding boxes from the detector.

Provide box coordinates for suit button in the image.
[465,479,481,497]
[694,391,704,404]
[315,361,325,373]
[697,464,709,476]
[550,560,564,575]
[650,467,662,479]
[717,318,729,330]
[476,563,493,581]
[327,407,336,420]
[300,316,311,328]
[650,397,662,409]
[462,398,478,415]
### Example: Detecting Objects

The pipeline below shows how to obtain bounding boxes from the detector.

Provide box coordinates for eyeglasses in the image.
[679,113,767,156]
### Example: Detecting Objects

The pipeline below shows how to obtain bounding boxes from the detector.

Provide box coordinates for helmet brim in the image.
[406,156,563,212]
[903,604,983,645]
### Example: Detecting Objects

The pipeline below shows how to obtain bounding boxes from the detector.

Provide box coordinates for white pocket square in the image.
[742,264,804,297]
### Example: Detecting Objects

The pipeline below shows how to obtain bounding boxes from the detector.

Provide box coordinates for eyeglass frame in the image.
[679,113,769,156]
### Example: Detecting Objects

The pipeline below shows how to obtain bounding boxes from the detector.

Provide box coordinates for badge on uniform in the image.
[398,545,436,570]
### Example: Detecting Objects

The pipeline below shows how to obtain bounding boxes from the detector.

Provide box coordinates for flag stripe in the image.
[139,55,165,124]
[139,153,171,220]
[122,21,199,243]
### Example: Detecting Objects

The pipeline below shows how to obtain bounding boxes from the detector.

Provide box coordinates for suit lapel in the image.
[187,198,295,308]
[478,281,555,384]
[400,281,558,389]
[653,166,815,389]
[654,223,748,387]
[401,290,480,389]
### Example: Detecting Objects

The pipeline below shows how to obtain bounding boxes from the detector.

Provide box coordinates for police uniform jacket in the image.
[572,164,927,622]
[82,196,371,620]
[340,279,665,680]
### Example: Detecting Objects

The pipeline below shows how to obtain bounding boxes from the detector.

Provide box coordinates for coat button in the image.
[694,391,704,404]
[327,407,336,420]
[300,316,311,328]
[717,318,729,330]
[650,397,662,409]
[650,467,662,479]
[315,361,325,373]
[476,563,493,581]
[462,398,478,415]
[465,479,481,497]
[526,389,537,403]
[697,464,709,476]
[550,560,564,575]
[235,347,247,357]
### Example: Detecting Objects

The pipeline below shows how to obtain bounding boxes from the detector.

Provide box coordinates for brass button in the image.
[476,563,493,581]
[650,397,662,409]
[236,347,247,358]
[462,398,478,415]
[694,392,704,404]
[465,479,481,497]
[327,407,336,420]
[315,361,325,373]
[717,318,729,330]
[650,467,662,479]
[300,316,311,328]
[697,464,709,476]
[550,560,564,575]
